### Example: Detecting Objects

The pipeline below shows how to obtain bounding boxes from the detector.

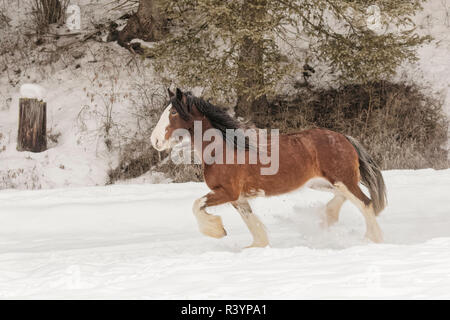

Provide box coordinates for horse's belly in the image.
[243,170,314,197]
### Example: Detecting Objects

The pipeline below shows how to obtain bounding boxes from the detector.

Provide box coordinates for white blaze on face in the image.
[151,104,172,151]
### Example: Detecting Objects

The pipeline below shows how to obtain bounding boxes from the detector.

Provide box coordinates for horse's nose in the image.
[155,139,162,149]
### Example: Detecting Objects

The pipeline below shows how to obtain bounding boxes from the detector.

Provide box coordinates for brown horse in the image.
[151,88,387,247]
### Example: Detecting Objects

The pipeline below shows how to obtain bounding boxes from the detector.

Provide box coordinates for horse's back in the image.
[286,128,360,185]
[253,128,359,196]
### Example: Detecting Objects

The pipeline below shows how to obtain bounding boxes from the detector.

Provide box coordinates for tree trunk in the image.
[17,98,47,153]
[236,37,269,119]
[117,0,166,46]
[235,0,269,119]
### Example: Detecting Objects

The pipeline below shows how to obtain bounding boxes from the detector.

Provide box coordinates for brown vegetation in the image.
[253,81,448,170]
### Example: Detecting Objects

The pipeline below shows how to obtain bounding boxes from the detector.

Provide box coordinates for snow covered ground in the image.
[0,169,449,299]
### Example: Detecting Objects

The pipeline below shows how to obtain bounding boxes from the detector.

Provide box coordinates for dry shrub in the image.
[253,81,448,170]
[107,138,160,184]
[0,168,42,190]
[32,0,68,34]
[0,10,11,29]
[158,160,203,183]
[108,138,203,184]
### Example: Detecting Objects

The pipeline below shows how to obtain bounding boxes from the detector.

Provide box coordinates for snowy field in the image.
[0,169,449,299]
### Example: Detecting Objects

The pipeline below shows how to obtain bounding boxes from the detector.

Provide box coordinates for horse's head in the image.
[151,88,200,151]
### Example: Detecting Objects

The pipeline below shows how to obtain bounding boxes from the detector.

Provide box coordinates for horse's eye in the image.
[171,110,177,115]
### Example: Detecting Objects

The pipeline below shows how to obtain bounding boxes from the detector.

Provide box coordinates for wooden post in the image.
[17,98,47,152]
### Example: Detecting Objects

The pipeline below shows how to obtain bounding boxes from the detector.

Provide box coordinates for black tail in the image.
[345,136,387,215]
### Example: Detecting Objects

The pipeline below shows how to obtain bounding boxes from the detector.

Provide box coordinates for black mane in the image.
[172,92,242,132]
[171,93,251,149]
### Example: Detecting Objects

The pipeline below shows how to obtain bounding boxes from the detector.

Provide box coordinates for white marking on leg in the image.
[193,196,207,217]
[233,198,269,248]
[325,195,346,227]
[334,182,383,243]
[361,203,383,243]
[151,104,172,151]
[192,196,226,239]
[306,177,335,192]
[244,189,265,198]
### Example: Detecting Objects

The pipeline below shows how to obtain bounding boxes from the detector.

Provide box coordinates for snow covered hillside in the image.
[0,169,449,299]
[0,0,449,190]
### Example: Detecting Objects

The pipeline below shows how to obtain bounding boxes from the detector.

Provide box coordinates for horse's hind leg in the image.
[334,182,383,243]
[232,199,269,248]
[308,179,345,227]
[325,195,346,227]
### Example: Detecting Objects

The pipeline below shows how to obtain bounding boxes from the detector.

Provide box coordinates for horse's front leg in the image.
[231,199,269,248]
[193,189,236,239]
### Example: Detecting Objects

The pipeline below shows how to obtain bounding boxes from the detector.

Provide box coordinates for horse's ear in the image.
[176,88,188,105]
[167,88,174,98]
[176,88,183,101]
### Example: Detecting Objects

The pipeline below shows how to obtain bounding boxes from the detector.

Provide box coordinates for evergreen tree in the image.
[118,0,167,46]
[150,0,429,118]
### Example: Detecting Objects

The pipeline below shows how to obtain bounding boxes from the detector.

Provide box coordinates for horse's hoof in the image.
[245,241,269,249]
[365,233,384,243]
[202,227,227,239]
[199,215,227,239]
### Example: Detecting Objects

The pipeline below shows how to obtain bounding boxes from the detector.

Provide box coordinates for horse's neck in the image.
[190,118,226,165]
